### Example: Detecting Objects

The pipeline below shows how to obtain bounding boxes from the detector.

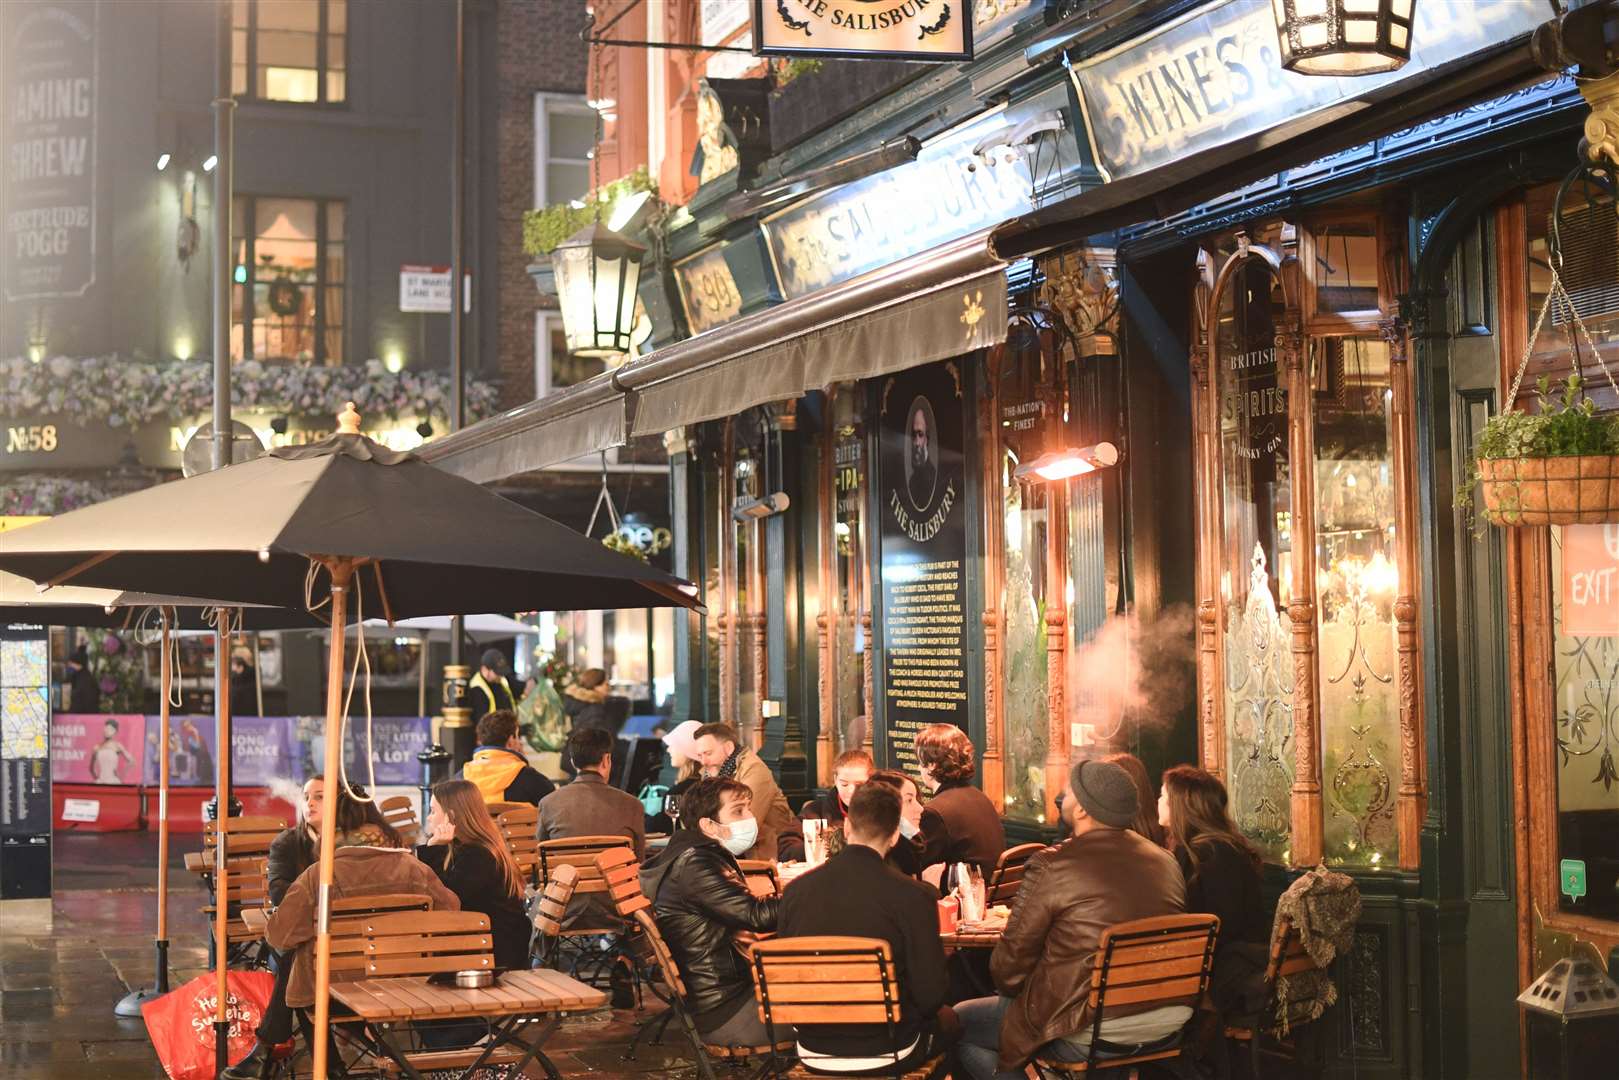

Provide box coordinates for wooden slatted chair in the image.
[537,835,636,987]
[202,815,287,860]
[377,795,419,846]
[485,799,526,819]
[531,863,581,968]
[749,936,947,1080]
[736,859,782,899]
[985,842,1046,908]
[496,804,541,887]
[1032,913,1219,1077]
[1223,915,1326,1079]
[596,848,792,1077]
[200,855,273,968]
[327,893,434,983]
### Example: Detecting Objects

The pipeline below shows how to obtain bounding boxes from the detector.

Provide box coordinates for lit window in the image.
[231,195,345,364]
[534,94,595,208]
[233,0,347,105]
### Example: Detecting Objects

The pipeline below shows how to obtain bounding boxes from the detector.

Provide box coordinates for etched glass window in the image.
[831,388,868,753]
[1313,336,1399,868]
[1549,525,1619,920]
[1217,255,1295,862]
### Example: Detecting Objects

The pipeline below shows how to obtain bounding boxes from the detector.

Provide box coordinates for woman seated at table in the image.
[419,778,531,971]
[639,776,788,1047]
[913,723,1005,881]
[1159,765,1270,1014]
[224,784,458,1079]
[868,769,927,879]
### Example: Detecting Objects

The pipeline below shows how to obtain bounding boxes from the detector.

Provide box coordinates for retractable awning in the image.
[421,229,1007,483]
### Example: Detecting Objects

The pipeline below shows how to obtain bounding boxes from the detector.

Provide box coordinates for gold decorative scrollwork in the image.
[1039,248,1119,357]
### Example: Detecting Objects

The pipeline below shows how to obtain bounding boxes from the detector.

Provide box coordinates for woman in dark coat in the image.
[1160,764,1270,1014]
[420,778,531,971]
[912,723,1005,876]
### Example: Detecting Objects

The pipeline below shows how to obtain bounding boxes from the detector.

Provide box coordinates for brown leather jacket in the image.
[990,827,1187,1069]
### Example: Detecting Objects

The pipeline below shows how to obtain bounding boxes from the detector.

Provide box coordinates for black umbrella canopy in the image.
[0,420,701,618]
[0,571,344,630]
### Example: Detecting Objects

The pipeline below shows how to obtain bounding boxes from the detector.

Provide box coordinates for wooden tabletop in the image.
[331,968,607,1023]
[184,852,210,873]
[941,924,1005,949]
[242,908,270,934]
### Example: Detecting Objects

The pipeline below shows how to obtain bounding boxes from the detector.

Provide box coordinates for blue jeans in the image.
[954,996,1121,1080]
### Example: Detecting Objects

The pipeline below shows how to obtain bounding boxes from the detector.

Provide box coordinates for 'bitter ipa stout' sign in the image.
[3,0,97,301]
[753,0,972,62]
[878,360,969,773]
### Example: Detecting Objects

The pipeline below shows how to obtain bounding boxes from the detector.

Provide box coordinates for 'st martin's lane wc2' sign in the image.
[753,0,973,62]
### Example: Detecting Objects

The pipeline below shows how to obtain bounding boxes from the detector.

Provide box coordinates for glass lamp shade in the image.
[1273,0,1413,76]
[552,223,647,358]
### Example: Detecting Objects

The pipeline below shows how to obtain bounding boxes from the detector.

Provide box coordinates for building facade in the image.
[423,2,1619,1075]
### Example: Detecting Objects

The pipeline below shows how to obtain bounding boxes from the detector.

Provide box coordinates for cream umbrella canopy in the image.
[0,404,701,1077]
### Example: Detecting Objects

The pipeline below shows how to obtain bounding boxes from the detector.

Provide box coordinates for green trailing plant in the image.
[521,167,659,258]
[771,58,824,92]
[1456,374,1619,525]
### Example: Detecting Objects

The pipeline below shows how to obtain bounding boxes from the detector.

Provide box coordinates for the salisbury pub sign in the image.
[754,0,972,62]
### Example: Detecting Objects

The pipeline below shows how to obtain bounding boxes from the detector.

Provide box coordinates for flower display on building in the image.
[2,355,501,429]
[84,629,144,713]
[0,474,109,517]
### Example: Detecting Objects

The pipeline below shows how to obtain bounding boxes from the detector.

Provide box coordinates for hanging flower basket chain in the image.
[1474,256,1619,526]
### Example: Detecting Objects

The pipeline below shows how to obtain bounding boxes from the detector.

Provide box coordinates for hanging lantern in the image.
[552,222,647,357]
[1273,0,1413,77]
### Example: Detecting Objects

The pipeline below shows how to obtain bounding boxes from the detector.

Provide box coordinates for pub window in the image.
[994,311,1062,824]
[535,94,595,207]
[231,195,345,365]
[534,311,602,398]
[828,386,869,753]
[1202,214,1417,871]
[232,0,348,105]
[1214,242,1296,864]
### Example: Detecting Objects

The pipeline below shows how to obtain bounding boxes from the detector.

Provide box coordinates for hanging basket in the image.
[1478,453,1619,525]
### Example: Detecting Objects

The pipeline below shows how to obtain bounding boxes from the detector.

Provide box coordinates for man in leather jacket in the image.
[639,776,785,1046]
[955,759,1189,1080]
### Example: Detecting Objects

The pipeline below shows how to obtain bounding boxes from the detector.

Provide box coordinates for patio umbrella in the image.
[356,613,537,715]
[0,404,700,1078]
[1,571,334,1018]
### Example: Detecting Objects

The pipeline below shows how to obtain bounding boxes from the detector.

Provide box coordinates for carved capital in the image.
[1275,313,1305,374]
[1378,316,1408,366]
[1039,247,1119,357]
[1581,69,1619,170]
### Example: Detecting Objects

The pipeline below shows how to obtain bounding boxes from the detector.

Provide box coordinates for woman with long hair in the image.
[1100,752,1167,847]
[1159,765,1270,1011]
[421,778,530,970]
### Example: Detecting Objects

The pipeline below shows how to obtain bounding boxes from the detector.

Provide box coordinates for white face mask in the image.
[721,815,758,856]
[898,815,921,840]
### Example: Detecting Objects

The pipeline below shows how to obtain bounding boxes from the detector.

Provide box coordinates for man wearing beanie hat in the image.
[955,759,1190,1080]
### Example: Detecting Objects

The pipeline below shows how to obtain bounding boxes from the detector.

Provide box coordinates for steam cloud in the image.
[1066,604,1196,752]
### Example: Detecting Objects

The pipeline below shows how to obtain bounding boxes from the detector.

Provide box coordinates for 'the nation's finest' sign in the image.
[753,0,973,63]
[3,0,98,301]
[1067,0,1549,182]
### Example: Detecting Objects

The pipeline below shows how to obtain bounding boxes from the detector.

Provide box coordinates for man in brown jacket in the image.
[692,721,795,861]
[955,759,1189,1080]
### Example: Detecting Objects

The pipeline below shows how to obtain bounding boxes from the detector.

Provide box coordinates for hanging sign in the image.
[753,0,974,63]
[2,0,99,301]
[876,360,970,774]
[1066,0,1550,182]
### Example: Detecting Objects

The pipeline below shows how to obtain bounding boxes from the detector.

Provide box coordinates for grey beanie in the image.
[1069,759,1140,830]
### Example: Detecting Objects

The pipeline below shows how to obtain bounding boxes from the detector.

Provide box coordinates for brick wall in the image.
[496,0,590,411]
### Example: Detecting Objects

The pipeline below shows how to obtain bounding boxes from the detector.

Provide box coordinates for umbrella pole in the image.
[418,631,427,718]
[213,608,233,1077]
[112,609,172,1017]
[311,559,353,1080]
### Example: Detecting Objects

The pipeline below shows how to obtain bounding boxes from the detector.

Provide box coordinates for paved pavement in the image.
[0,831,701,1078]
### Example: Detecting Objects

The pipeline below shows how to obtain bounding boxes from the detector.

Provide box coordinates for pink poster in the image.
[51,713,146,785]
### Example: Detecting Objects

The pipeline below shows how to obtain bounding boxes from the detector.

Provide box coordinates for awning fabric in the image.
[422,230,1007,482]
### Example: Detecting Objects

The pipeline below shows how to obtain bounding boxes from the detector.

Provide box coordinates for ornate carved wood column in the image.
[1382,308,1425,870]
[1190,251,1225,779]
[1044,480,1070,827]
[1279,253,1324,868]
[816,427,836,786]
[718,419,736,728]
[861,612,875,757]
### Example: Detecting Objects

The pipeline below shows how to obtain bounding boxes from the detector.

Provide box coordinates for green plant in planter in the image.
[1458,374,1619,526]
[522,167,659,258]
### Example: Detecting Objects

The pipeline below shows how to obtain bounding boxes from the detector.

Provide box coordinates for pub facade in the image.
[422,2,1619,1075]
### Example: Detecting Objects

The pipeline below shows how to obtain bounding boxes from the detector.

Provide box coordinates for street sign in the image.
[399,265,472,314]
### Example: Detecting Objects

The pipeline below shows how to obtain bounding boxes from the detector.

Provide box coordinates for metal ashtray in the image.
[453,969,495,989]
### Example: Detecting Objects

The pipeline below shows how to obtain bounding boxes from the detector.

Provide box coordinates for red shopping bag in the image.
[142,969,275,1080]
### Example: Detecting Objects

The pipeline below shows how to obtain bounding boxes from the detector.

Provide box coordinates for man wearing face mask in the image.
[640,777,786,1048]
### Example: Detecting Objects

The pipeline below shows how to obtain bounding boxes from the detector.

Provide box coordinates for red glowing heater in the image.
[1013,442,1120,482]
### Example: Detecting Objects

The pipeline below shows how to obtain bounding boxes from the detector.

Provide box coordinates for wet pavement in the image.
[0,832,701,1078]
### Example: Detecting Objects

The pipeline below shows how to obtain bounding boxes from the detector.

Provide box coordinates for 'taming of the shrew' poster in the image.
[753,0,973,63]
[878,360,970,773]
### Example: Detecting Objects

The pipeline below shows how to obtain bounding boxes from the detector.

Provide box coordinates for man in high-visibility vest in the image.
[468,648,516,719]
